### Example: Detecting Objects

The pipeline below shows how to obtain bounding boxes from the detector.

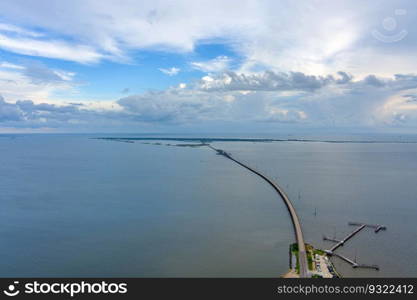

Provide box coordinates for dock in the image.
[324,222,386,271]
[348,222,387,233]
[329,224,366,252]
[330,253,379,270]
[323,236,342,243]
[331,252,358,267]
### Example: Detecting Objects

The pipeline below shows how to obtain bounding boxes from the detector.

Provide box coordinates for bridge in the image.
[208,145,309,278]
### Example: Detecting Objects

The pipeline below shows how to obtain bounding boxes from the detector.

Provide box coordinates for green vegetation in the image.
[307,251,314,270]
[291,243,299,252]
[295,257,300,274]
[286,242,340,278]
[290,243,300,274]
[313,249,325,256]
[305,243,314,251]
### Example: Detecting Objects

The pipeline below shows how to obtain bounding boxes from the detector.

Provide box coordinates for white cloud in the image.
[0,1,417,132]
[159,67,180,76]
[0,69,53,101]
[114,71,417,129]
[0,23,43,37]
[0,61,24,70]
[197,71,353,92]
[0,0,259,62]
[191,56,231,73]
[266,107,307,123]
[2,70,417,131]
[0,33,103,64]
[0,61,77,102]
[0,0,415,76]
[376,89,417,125]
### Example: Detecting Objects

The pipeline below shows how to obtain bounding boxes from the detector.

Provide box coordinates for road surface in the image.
[209,146,309,278]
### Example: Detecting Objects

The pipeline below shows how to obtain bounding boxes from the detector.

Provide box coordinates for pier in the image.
[330,253,379,270]
[331,252,358,267]
[322,236,342,243]
[324,222,386,271]
[329,224,366,252]
[208,145,309,278]
[348,222,387,233]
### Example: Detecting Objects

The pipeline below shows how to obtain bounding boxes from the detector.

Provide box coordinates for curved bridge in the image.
[209,146,309,278]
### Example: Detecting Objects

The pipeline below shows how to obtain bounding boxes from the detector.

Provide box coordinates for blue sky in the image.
[1,0,417,133]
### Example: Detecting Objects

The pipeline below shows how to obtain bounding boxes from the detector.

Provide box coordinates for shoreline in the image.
[284,243,340,278]
[96,136,417,144]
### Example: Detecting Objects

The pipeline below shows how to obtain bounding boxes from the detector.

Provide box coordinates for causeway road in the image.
[208,145,309,278]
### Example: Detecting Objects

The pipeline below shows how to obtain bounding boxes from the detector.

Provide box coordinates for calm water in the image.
[0,135,416,277]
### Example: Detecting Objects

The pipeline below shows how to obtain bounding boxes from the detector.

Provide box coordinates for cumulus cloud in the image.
[197,71,354,92]
[0,1,417,132]
[264,107,307,123]
[0,96,22,121]
[0,96,127,129]
[22,62,75,84]
[159,67,180,76]
[117,88,229,123]
[0,97,84,123]
[118,71,417,129]
[363,75,386,87]
[0,60,77,102]
[2,70,417,131]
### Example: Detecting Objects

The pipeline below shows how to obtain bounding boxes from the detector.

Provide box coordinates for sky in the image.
[0,0,417,133]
